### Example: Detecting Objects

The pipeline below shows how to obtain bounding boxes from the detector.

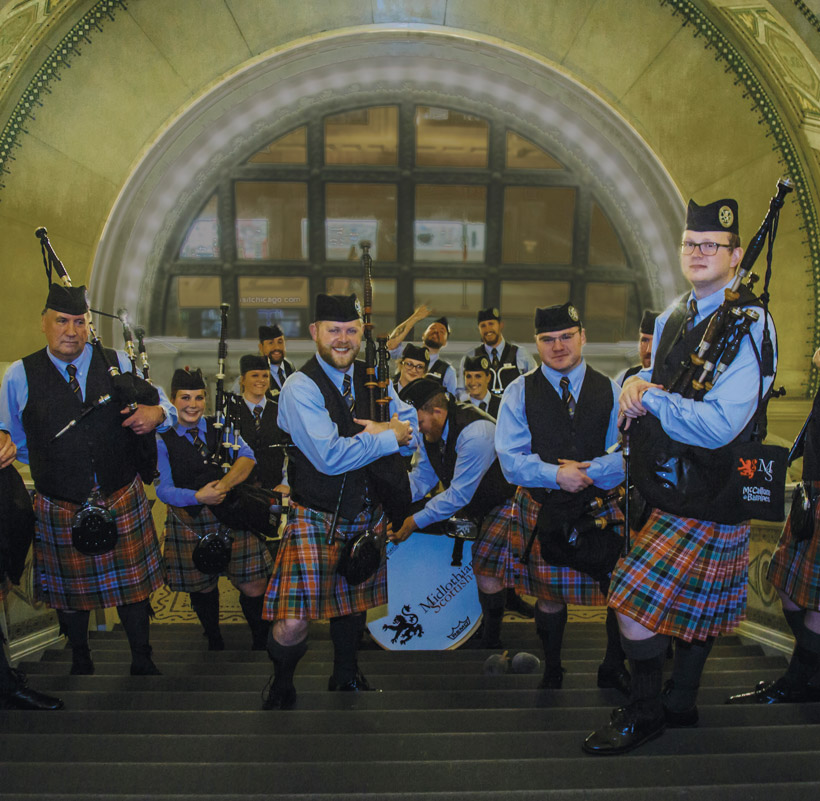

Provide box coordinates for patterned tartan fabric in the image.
[263,501,387,621]
[768,481,820,609]
[32,478,164,610]
[473,487,622,605]
[163,505,273,593]
[607,509,749,642]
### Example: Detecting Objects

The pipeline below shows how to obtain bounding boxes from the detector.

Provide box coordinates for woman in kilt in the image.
[156,368,272,651]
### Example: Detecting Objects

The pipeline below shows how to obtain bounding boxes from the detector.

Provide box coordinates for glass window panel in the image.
[326,276,396,335]
[179,194,219,259]
[235,182,307,260]
[168,277,223,338]
[505,132,562,170]
[415,106,488,168]
[502,187,575,264]
[584,282,629,342]
[238,308,307,339]
[413,279,483,341]
[414,185,486,262]
[237,277,310,308]
[500,281,571,342]
[325,184,397,261]
[589,202,627,267]
[325,107,398,166]
[248,127,307,164]
[177,276,221,308]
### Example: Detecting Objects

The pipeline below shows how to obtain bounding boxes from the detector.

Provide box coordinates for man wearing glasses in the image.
[585,198,777,755]
[483,303,628,690]
[393,344,430,394]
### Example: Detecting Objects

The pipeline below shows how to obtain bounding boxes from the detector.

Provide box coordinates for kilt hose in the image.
[768,481,820,610]
[32,477,164,611]
[473,486,623,605]
[607,508,750,642]
[163,506,273,593]
[263,500,387,621]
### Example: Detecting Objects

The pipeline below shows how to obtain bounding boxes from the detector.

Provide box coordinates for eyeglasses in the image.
[538,331,579,346]
[402,361,427,373]
[680,240,734,256]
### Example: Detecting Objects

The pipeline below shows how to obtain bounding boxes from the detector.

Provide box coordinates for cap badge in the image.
[568,305,579,322]
[718,205,734,229]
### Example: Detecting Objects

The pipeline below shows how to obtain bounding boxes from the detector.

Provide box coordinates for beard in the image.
[316,339,360,371]
[423,336,441,350]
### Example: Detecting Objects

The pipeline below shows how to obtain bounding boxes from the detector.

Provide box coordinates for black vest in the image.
[803,387,820,482]
[159,420,223,512]
[270,358,295,390]
[235,398,287,489]
[427,357,451,384]
[423,402,514,520]
[21,347,139,503]
[630,288,767,521]
[620,363,643,385]
[472,342,520,395]
[288,357,410,523]
[523,365,613,509]
[474,394,501,420]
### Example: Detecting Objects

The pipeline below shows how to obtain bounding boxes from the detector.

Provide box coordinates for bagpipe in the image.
[628,179,794,527]
[332,240,412,586]
[193,303,287,574]
[35,227,160,556]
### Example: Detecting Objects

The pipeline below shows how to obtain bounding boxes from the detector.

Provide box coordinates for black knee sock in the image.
[602,607,626,668]
[785,626,820,687]
[238,592,268,650]
[666,636,714,712]
[56,609,91,653]
[478,590,505,647]
[190,588,221,641]
[622,633,669,720]
[117,600,157,671]
[329,614,362,684]
[782,607,805,639]
[535,605,567,669]
[266,629,307,690]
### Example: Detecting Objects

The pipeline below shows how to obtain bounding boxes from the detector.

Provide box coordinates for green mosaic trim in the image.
[0,0,128,193]
[793,1,820,36]
[660,0,820,396]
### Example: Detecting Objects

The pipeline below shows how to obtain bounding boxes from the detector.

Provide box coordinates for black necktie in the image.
[187,428,210,460]
[253,405,263,432]
[342,374,354,412]
[684,298,698,333]
[560,376,575,420]
[65,364,82,401]
[479,401,487,412]
[490,348,500,370]
[278,366,285,387]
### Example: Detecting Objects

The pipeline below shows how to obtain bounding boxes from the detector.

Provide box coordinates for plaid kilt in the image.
[163,506,273,593]
[473,486,622,605]
[32,477,164,610]
[263,501,387,621]
[607,509,749,642]
[767,481,820,609]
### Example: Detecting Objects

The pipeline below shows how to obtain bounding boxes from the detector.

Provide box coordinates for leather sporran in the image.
[192,529,233,574]
[71,491,118,556]
[336,528,385,586]
[210,485,282,538]
[789,481,816,543]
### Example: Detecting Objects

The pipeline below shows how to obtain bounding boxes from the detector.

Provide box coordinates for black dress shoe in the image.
[537,665,565,689]
[597,663,631,696]
[583,705,665,755]
[130,656,162,676]
[262,680,297,710]
[1,671,64,711]
[725,677,820,705]
[328,670,380,692]
[661,681,698,727]
[70,648,94,676]
[203,631,225,651]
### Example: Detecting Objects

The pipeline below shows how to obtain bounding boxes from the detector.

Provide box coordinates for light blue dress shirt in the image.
[388,345,457,396]
[495,360,624,491]
[457,337,536,400]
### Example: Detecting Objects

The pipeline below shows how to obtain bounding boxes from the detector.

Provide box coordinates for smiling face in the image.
[259,335,286,365]
[241,369,271,402]
[173,389,207,427]
[479,319,502,347]
[680,229,742,298]
[422,322,448,350]
[535,326,585,374]
[464,369,491,400]
[41,309,89,362]
[398,358,427,387]
[310,319,362,371]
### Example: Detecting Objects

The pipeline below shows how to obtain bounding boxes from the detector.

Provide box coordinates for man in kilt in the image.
[584,197,778,754]
[261,293,414,710]
[486,302,627,689]
[0,443,63,709]
[727,347,820,704]
[0,284,173,676]
[155,368,272,651]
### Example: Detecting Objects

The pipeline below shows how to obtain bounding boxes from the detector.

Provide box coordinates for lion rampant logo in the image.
[382,604,424,645]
